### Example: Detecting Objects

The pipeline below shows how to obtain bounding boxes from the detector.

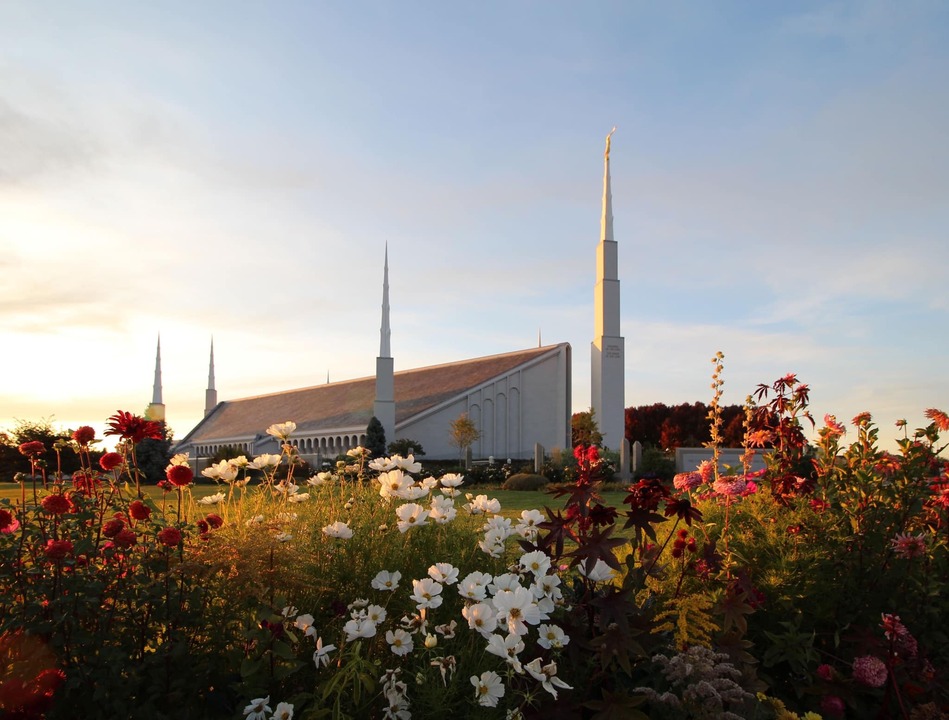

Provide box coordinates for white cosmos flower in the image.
[395,503,429,533]
[386,628,414,656]
[272,702,294,720]
[410,578,443,610]
[439,473,465,488]
[167,452,190,467]
[492,586,542,636]
[287,492,309,503]
[391,454,422,474]
[266,421,297,440]
[343,617,377,641]
[274,482,299,495]
[483,515,514,539]
[462,602,498,636]
[202,459,239,483]
[428,563,459,585]
[458,571,492,601]
[537,623,569,650]
[313,637,335,668]
[245,514,265,526]
[519,550,551,577]
[420,476,440,491]
[484,633,525,673]
[368,456,397,472]
[464,494,501,515]
[429,495,457,524]
[471,671,505,708]
[198,491,226,505]
[243,696,271,720]
[578,558,617,583]
[366,604,387,625]
[378,470,412,500]
[516,509,545,538]
[274,532,292,542]
[322,521,353,539]
[293,614,317,638]
[371,569,402,591]
[534,573,563,600]
[488,573,522,595]
[346,446,371,460]
[525,659,572,699]
[250,454,282,470]
[478,528,507,557]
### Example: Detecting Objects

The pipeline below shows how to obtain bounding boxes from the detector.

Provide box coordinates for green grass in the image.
[1,481,632,509]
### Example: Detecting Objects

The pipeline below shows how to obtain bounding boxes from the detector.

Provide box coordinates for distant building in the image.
[171,133,625,467]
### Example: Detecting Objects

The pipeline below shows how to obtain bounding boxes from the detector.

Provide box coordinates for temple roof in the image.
[178,344,567,445]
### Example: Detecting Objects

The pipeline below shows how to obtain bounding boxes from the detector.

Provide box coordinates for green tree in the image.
[0,418,100,482]
[135,423,174,484]
[571,408,604,448]
[448,413,480,461]
[387,438,425,457]
[365,416,387,458]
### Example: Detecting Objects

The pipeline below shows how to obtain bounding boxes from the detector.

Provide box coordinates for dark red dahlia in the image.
[128,500,151,521]
[44,539,74,561]
[99,452,124,471]
[18,441,45,457]
[41,494,71,516]
[166,465,193,487]
[205,513,224,530]
[104,410,163,443]
[71,426,96,446]
[157,527,182,547]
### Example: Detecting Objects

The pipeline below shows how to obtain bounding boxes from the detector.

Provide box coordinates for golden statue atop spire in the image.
[605,126,616,159]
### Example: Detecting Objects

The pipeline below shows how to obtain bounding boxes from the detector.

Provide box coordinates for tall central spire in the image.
[204,337,218,417]
[146,334,166,422]
[380,243,391,358]
[591,128,625,450]
[374,245,396,444]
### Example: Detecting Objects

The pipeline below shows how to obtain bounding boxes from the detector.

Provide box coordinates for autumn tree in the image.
[571,409,604,448]
[448,413,480,461]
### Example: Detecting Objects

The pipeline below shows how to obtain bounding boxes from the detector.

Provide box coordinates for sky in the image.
[1,1,947,453]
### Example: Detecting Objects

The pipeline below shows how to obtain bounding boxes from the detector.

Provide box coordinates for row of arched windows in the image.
[288,435,367,454]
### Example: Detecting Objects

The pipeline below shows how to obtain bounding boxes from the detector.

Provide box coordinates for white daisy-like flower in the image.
[492,586,542,636]
[250,454,282,470]
[274,532,292,543]
[462,602,498,636]
[525,658,572,699]
[343,617,377,641]
[243,696,271,720]
[266,421,297,440]
[578,558,616,583]
[471,671,505,708]
[322,521,353,539]
[391,454,422,474]
[429,495,457,524]
[484,633,525,673]
[515,508,545,538]
[519,550,551,577]
[272,701,294,720]
[409,578,443,610]
[428,562,459,585]
[386,628,414,656]
[198,491,226,505]
[366,604,387,625]
[537,623,569,649]
[287,492,309,503]
[313,637,335,668]
[371,569,402,592]
[293,613,317,638]
[395,503,429,533]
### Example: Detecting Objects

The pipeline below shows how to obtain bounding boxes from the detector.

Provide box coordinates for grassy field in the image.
[0,481,631,517]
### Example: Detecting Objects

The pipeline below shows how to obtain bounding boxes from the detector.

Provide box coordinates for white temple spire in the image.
[380,243,391,358]
[591,128,625,451]
[146,334,166,422]
[374,245,396,443]
[204,337,217,416]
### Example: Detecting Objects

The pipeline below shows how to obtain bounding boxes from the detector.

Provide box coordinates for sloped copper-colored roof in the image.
[180,344,566,444]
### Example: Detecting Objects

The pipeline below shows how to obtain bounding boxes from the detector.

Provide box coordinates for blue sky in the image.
[1,1,946,451]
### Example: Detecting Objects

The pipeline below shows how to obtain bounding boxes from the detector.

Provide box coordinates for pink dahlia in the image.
[712,476,747,497]
[673,472,703,492]
[890,532,927,559]
[852,655,888,687]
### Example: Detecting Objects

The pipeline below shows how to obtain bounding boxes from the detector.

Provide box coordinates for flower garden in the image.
[1,363,948,720]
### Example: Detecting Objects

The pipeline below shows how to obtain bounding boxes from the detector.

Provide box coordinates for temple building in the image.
[171,132,624,466]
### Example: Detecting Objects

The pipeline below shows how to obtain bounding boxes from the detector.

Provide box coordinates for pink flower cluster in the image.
[852,655,888,688]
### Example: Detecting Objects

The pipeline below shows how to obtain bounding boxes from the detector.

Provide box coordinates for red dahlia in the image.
[99,452,124,471]
[41,494,71,515]
[128,500,151,521]
[102,518,125,538]
[18,441,45,457]
[112,529,137,549]
[166,465,194,487]
[44,539,74,561]
[205,513,224,529]
[157,527,182,547]
[104,410,163,443]
[71,426,96,446]
[0,509,14,531]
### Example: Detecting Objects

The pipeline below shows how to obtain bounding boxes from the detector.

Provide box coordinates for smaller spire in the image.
[207,337,216,391]
[151,334,163,404]
[326,370,330,384]
[601,127,616,243]
[538,328,542,347]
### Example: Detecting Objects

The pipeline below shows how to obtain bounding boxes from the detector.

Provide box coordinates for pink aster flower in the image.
[852,655,888,687]
[712,476,747,497]
[673,472,703,492]
[890,532,927,559]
